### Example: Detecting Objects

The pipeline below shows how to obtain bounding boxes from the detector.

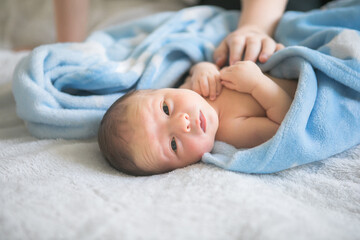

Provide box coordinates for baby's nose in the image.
[178,113,190,133]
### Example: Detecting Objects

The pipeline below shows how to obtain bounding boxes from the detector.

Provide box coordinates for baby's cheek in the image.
[187,143,201,157]
[188,138,213,158]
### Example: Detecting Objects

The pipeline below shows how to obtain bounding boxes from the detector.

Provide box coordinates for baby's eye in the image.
[171,137,177,152]
[163,102,169,115]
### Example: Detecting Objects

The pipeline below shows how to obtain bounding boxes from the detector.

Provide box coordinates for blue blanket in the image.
[203,0,360,173]
[13,7,237,138]
[13,1,360,173]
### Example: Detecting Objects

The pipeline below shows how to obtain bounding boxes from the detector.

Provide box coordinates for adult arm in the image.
[54,0,89,42]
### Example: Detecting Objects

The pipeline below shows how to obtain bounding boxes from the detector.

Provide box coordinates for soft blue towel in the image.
[13,2,360,173]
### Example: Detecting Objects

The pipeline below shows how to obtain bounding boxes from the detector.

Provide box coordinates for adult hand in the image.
[213,26,284,67]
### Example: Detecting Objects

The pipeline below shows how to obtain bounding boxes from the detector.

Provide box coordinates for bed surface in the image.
[1,49,360,240]
[1,1,360,239]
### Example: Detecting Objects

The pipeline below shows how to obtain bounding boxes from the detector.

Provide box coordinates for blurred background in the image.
[0,0,326,50]
[0,0,191,50]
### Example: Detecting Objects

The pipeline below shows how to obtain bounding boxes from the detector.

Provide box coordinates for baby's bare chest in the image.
[211,88,267,148]
[217,88,265,120]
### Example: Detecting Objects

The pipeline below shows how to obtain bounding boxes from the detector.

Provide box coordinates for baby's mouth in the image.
[199,110,206,133]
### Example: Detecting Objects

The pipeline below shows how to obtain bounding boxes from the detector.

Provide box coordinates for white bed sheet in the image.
[1,1,360,239]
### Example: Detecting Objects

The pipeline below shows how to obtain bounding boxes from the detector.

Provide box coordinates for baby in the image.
[98,61,297,176]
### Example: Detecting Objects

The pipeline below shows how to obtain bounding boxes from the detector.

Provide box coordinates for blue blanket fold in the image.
[12,2,360,173]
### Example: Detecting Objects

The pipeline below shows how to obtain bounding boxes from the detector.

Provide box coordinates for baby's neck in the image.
[205,93,224,127]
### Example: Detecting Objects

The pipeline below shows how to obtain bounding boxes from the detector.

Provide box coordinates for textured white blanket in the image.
[1,50,360,240]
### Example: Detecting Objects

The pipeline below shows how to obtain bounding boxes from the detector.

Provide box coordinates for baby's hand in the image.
[220,61,263,94]
[189,62,222,100]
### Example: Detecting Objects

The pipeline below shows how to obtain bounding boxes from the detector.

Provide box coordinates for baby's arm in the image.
[220,61,292,124]
[219,116,279,148]
[180,62,222,100]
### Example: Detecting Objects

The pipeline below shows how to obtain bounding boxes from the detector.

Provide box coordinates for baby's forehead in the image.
[129,89,164,112]
[128,92,164,161]
[126,92,156,132]
[127,89,157,106]
[138,89,162,98]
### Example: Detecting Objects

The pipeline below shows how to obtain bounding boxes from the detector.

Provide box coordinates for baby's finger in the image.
[219,65,232,74]
[243,37,261,62]
[229,36,246,65]
[275,43,285,51]
[215,74,222,96]
[220,79,235,90]
[208,76,217,101]
[192,78,201,95]
[213,40,228,68]
[199,77,210,97]
[219,67,234,82]
[259,38,276,63]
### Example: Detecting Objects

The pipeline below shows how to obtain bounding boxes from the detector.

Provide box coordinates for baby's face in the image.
[127,88,219,173]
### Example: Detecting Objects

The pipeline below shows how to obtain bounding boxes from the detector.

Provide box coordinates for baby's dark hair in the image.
[97,90,150,176]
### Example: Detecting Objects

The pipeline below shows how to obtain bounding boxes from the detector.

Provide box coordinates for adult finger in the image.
[259,38,276,63]
[243,37,262,62]
[228,36,246,65]
[213,40,228,68]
